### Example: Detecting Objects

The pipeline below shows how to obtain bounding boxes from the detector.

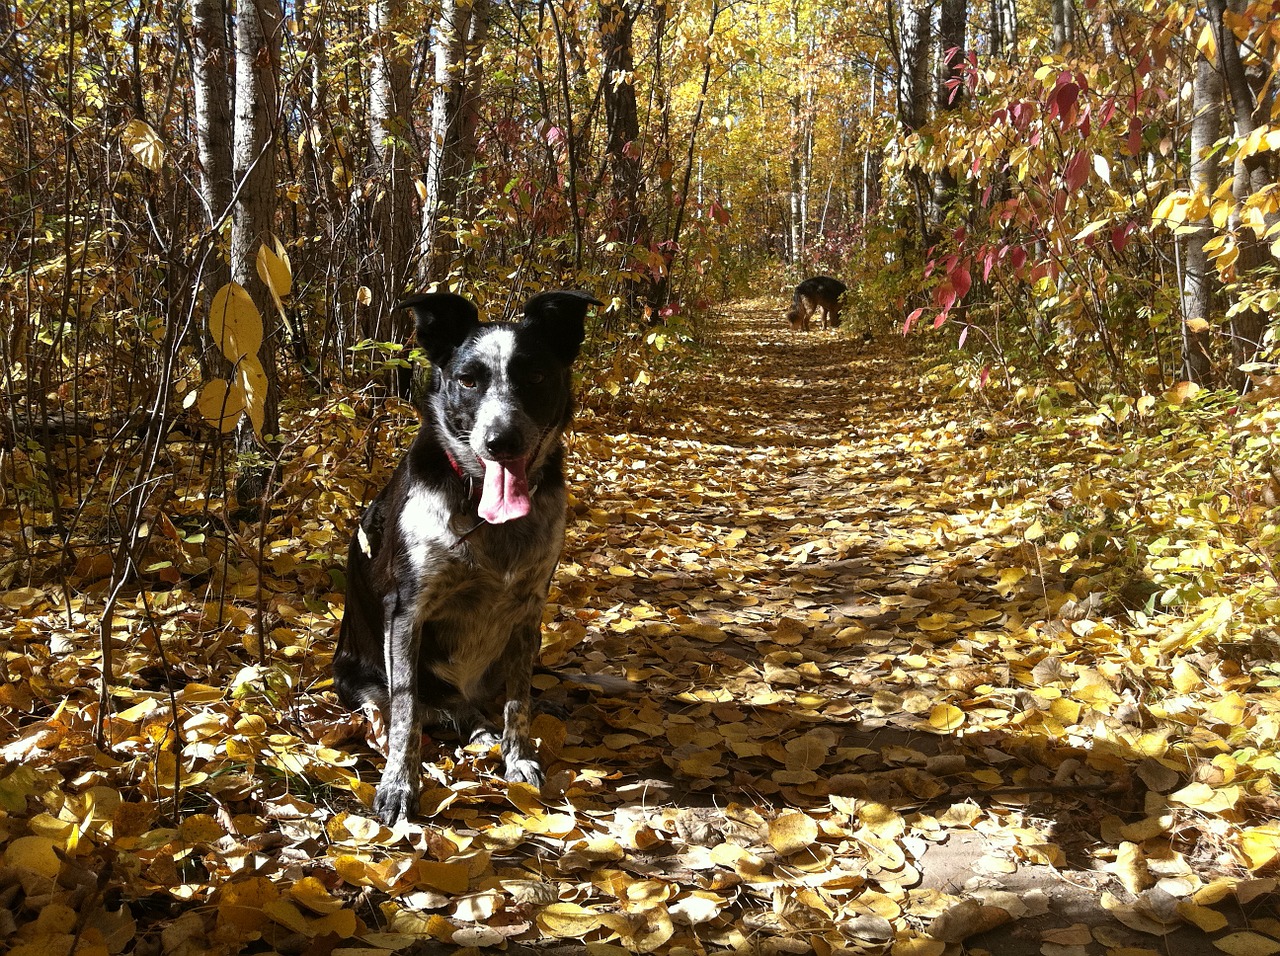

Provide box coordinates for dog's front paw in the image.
[467,726,501,750]
[372,777,419,825]
[504,756,544,787]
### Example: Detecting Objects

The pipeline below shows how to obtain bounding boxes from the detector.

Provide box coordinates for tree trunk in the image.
[932,0,965,224]
[1180,51,1220,385]
[653,0,721,313]
[191,0,234,376]
[420,0,491,284]
[863,64,883,226]
[599,0,655,313]
[1205,0,1272,389]
[896,0,934,248]
[989,0,1017,60]
[191,0,233,267]
[1051,0,1075,52]
[787,0,805,263]
[366,0,415,337]
[296,0,338,232]
[231,0,283,505]
[788,96,803,263]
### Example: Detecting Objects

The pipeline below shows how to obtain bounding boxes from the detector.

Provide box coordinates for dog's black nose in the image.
[484,428,527,461]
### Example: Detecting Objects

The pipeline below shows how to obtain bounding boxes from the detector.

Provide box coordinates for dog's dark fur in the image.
[333,289,600,824]
[786,276,847,331]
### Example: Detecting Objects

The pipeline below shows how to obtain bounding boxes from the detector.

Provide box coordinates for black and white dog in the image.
[333,289,601,824]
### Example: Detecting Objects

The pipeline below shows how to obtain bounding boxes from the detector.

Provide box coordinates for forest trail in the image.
[528,301,1246,955]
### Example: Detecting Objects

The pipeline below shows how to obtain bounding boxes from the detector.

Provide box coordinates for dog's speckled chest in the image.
[396,482,566,698]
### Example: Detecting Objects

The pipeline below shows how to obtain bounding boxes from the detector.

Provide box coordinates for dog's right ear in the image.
[398,293,480,366]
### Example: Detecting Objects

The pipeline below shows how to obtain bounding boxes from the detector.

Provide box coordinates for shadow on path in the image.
[544,303,1264,954]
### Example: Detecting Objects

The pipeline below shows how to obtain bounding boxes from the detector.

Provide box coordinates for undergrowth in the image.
[913,332,1280,658]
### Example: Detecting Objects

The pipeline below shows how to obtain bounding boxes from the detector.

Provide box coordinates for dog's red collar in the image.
[445,450,480,498]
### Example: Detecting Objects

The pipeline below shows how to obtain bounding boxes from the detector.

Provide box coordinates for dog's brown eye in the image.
[528,371,545,385]
[457,374,477,389]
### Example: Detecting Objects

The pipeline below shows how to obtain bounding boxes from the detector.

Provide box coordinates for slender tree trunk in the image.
[191,0,234,374]
[420,0,491,283]
[863,64,882,227]
[1205,0,1271,389]
[932,0,965,224]
[366,0,415,338]
[191,0,233,268]
[896,0,934,248]
[1051,0,1075,52]
[801,83,812,249]
[787,0,804,263]
[231,0,283,503]
[1180,52,1220,385]
[297,0,337,228]
[599,0,655,314]
[654,0,721,312]
[989,0,1017,60]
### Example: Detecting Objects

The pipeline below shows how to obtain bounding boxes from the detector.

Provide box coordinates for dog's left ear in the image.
[522,291,602,364]
[399,293,481,366]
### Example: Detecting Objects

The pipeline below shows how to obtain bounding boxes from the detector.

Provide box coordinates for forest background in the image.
[6,0,1280,550]
[3,0,1280,951]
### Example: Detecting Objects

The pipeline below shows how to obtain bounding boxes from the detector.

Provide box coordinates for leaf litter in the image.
[0,301,1278,955]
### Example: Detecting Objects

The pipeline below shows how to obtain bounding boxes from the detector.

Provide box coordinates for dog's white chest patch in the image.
[398,485,454,580]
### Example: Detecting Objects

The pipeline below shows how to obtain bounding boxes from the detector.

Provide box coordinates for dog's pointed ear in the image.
[521,291,602,364]
[399,293,480,366]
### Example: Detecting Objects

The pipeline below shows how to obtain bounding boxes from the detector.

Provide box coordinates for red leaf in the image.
[904,307,925,334]
[950,265,972,300]
[1099,96,1117,127]
[1110,222,1134,253]
[1064,151,1090,191]
[1052,81,1080,125]
[934,280,957,312]
[1126,117,1142,156]
[979,365,991,387]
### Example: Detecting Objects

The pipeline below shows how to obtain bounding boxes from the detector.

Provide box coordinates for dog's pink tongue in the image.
[478,457,531,523]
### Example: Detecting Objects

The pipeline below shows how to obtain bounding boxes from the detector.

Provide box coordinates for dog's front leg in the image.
[373,592,422,824]
[499,619,543,787]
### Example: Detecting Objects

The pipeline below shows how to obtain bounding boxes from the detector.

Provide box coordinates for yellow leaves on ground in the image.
[1215,933,1280,956]
[927,703,965,732]
[3,305,1280,955]
[1171,782,1243,815]
[767,810,818,855]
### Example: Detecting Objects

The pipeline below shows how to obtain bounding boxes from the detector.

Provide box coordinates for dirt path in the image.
[530,302,1249,955]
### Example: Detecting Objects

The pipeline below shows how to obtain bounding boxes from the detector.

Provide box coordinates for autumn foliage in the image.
[3,0,1280,952]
